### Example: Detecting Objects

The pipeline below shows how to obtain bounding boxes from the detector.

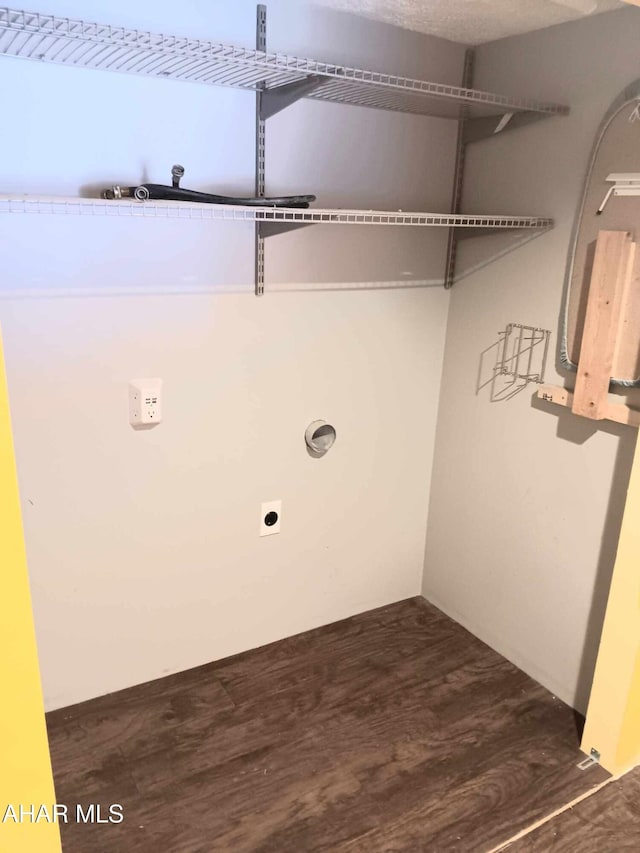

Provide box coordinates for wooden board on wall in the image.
[572,231,635,418]
[567,103,640,383]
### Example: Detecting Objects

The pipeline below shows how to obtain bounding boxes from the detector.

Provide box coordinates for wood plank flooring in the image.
[506,767,640,852]
[46,597,609,852]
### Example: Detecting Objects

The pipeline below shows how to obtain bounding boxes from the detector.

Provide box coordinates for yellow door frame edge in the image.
[0,324,61,852]
[581,430,640,775]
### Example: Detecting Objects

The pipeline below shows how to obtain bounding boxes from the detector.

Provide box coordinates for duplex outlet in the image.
[260,500,281,537]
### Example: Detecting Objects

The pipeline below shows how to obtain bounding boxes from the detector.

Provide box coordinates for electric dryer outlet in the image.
[260,501,281,536]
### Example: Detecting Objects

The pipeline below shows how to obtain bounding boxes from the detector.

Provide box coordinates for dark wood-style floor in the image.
[46,597,611,853]
[507,767,640,852]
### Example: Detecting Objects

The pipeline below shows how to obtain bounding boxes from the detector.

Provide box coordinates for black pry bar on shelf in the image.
[102,163,315,208]
[103,183,315,208]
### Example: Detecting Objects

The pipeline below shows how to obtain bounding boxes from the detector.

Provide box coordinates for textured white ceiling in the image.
[311,0,625,44]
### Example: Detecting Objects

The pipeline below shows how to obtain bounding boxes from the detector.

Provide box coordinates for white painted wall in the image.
[0,0,461,709]
[423,7,640,713]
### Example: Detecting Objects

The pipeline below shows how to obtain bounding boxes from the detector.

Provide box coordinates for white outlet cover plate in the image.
[260,500,281,536]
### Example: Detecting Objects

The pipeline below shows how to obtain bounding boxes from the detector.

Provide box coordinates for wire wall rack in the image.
[0,195,555,231]
[0,4,568,294]
[0,7,569,121]
[494,322,551,400]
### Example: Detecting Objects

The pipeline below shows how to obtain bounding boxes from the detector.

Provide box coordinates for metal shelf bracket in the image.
[260,76,324,121]
[454,224,552,240]
[260,222,315,237]
[462,110,554,145]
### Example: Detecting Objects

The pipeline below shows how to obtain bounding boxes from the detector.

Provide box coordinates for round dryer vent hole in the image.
[305,420,336,458]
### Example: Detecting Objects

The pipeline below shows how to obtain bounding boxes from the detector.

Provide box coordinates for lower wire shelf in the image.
[0,195,553,232]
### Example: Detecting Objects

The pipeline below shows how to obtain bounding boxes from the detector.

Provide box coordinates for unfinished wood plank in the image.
[572,231,635,420]
[613,244,640,380]
[537,385,640,428]
[566,106,640,384]
[603,403,640,428]
[538,384,571,408]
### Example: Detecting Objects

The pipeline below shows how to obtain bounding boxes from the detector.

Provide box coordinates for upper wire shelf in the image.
[0,8,569,120]
[0,195,554,230]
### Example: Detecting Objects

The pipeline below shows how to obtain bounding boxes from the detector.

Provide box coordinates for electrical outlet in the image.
[260,500,281,536]
[129,378,163,427]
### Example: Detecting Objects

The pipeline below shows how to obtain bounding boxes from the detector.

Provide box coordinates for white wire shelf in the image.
[0,195,554,230]
[0,7,569,121]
